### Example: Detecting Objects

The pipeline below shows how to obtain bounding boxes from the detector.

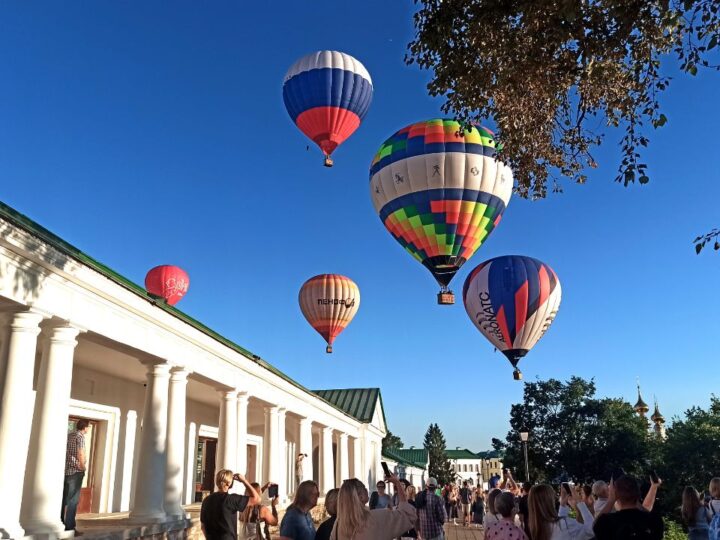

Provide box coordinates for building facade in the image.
[382,447,428,491]
[0,203,386,539]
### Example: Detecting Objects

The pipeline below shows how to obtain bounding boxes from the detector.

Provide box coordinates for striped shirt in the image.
[65,430,85,475]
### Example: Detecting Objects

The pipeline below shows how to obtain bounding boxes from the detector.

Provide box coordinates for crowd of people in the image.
[197,466,720,540]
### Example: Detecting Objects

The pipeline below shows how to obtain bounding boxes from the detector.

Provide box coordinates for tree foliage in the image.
[382,430,404,452]
[694,229,720,254]
[423,423,456,485]
[494,377,654,483]
[407,0,720,203]
[657,396,720,514]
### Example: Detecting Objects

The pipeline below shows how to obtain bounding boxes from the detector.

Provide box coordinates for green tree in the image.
[382,430,404,452]
[657,396,720,515]
[495,377,653,482]
[407,0,720,247]
[423,423,455,485]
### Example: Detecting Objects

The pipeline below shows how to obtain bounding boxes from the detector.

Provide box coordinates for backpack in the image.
[709,502,720,540]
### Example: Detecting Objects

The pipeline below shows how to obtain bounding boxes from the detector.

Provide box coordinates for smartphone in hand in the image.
[381,461,392,479]
[561,482,571,496]
[649,470,660,483]
[268,484,279,498]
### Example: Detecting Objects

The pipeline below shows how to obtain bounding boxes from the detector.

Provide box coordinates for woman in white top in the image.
[528,484,595,540]
[330,475,416,540]
[483,488,503,528]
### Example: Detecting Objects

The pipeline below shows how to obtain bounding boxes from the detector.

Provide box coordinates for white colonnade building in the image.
[0,202,386,539]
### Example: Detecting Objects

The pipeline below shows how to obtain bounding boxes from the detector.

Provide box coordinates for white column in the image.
[216,390,238,477]
[0,310,44,539]
[236,393,249,475]
[352,437,362,480]
[165,367,189,518]
[364,437,374,487]
[21,323,80,536]
[339,433,349,483]
[298,418,313,484]
[321,427,335,493]
[185,422,197,505]
[277,409,287,500]
[372,439,381,486]
[120,411,138,511]
[263,406,279,484]
[128,363,171,522]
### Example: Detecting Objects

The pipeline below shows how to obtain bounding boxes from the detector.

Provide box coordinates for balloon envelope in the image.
[370,119,513,295]
[298,274,360,353]
[145,265,189,306]
[463,255,561,376]
[284,51,373,164]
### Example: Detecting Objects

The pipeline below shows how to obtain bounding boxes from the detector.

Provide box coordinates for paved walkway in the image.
[444,523,485,539]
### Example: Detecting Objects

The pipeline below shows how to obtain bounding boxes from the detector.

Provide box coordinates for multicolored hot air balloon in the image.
[298,274,360,353]
[370,119,513,304]
[145,265,190,306]
[284,51,373,167]
[462,255,562,380]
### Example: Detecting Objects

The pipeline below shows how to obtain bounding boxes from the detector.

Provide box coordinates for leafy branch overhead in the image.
[694,229,720,253]
[407,0,720,199]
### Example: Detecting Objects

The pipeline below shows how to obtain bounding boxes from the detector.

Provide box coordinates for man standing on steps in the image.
[62,419,89,533]
[295,453,306,491]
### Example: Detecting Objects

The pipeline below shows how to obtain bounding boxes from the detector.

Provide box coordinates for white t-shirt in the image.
[551,503,595,540]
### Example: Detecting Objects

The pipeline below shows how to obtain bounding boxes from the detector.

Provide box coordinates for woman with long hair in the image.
[330,475,416,540]
[682,486,710,539]
[527,484,594,540]
[400,485,418,539]
[471,488,485,528]
[239,482,278,540]
[278,480,319,540]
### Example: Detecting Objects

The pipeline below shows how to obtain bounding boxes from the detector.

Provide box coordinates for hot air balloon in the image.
[283,51,373,167]
[145,265,189,306]
[462,255,562,380]
[370,119,513,304]
[298,274,360,353]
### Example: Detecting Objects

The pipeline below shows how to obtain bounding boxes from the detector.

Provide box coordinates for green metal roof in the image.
[382,447,427,470]
[393,448,429,468]
[312,388,386,427]
[446,449,481,460]
[0,200,367,423]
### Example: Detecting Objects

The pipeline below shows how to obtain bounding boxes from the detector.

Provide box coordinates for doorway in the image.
[194,437,217,501]
[67,417,99,515]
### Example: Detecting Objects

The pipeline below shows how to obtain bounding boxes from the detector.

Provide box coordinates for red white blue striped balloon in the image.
[462,255,562,379]
[283,51,373,166]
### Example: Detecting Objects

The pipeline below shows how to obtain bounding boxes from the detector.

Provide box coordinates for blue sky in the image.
[2,1,719,451]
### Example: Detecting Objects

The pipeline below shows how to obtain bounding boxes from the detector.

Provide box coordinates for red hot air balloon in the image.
[145,265,190,306]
